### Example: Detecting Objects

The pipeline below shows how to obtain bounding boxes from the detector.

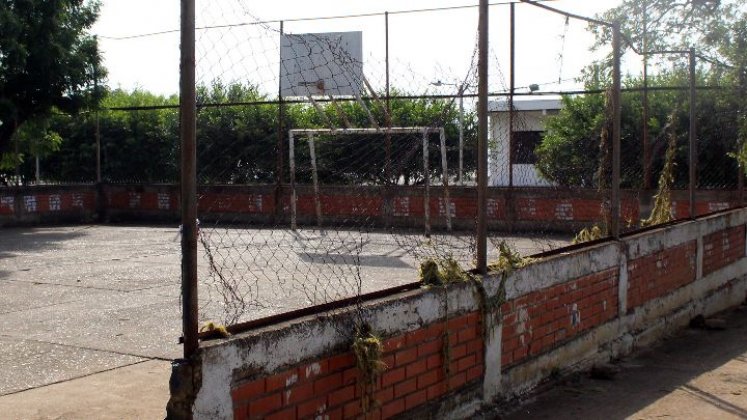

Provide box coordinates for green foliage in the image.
[535,93,606,187]
[592,0,743,62]
[28,88,179,183]
[536,71,742,189]
[7,81,475,185]
[0,0,102,154]
[196,83,277,184]
[291,91,476,186]
[568,1,747,191]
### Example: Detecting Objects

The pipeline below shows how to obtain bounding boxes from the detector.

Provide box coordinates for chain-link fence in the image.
[3,1,745,336]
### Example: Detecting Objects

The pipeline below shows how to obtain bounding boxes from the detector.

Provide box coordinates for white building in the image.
[488,96,562,187]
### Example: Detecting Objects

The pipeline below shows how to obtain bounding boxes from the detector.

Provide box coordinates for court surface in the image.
[0,224,568,395]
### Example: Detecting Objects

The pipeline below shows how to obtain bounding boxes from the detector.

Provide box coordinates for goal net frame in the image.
[288,127,452,234]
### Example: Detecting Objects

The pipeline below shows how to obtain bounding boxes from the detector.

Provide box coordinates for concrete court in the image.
[0,224,564,411]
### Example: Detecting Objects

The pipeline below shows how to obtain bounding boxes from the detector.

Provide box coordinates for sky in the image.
[92,0,628,98]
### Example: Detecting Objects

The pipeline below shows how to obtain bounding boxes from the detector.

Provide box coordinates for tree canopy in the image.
[0,0,102,155]
[536,0,747,189]
[10,83,474,185]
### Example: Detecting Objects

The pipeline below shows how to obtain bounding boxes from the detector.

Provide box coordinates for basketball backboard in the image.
[279,31,363,97]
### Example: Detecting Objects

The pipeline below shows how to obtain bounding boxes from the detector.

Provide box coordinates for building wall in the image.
[180,207,747,419]
[489,109,554,187]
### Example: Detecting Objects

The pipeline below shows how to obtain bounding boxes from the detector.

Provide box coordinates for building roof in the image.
[488,96,562,113]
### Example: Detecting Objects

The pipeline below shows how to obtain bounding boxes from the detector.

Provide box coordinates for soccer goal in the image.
[289,127,452,234]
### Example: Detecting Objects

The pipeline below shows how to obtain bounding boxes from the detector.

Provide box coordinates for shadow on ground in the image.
[0,227,89,258]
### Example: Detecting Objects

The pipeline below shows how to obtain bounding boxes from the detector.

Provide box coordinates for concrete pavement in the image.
[497,304,747,419]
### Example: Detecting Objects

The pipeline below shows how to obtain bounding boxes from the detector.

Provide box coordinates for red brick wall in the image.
[230,311,483,420]
[0,191,95,215]
[276,193,643,224]
[627,241,697,310]
[501,268,619,367]
[703,226,746,276]
[198,193,272,214]
[8,185,742,228]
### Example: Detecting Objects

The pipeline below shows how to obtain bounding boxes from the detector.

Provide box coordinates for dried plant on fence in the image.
[572,225,604,245]
[419,256,470,286]
[489,241,536,275]
[596,88,614,192]
[352,324,387,413]
[199,321,230,339]
[642,110,678,227]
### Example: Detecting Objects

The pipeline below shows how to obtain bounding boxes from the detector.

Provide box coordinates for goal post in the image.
[288,127,452,233]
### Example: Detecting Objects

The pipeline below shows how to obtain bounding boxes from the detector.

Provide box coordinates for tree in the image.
[591,0,744,62]
[17,79,474,185]
[0,0,102,156]
[535,0,747,189]
[289,90,475,186]
[31,88,178,183]
[536,71,742,189]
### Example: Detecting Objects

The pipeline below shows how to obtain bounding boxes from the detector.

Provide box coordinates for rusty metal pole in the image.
[180,0,199,359]
[611,23,622,239]
[13,119,19,186]
[739,167,744,208]
[507,2,516,231]
[276,21,285,223]
[689,48,697,219]
[641,3,651,190]
[94,37,102,185]
[476,0,489,274]
[385,11,391,176]
[508,2,515,191]
[385,12,393,227]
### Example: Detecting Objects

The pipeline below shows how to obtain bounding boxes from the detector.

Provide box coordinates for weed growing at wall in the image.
[199,321,230,339]
[642,110,678,227]
[352,323,387,413]
[419,257,470,286]
[572,225,604,244]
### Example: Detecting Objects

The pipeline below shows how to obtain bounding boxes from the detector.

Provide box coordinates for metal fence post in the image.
[385,11,393,227]
[180,0,199,359]
[276,21,285,224]
[423,130,431,237]
[611,22,622,239]
[507,2,516,231]
[689,48,697,219]
[641,3,651,191]
[476,0,489,274]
